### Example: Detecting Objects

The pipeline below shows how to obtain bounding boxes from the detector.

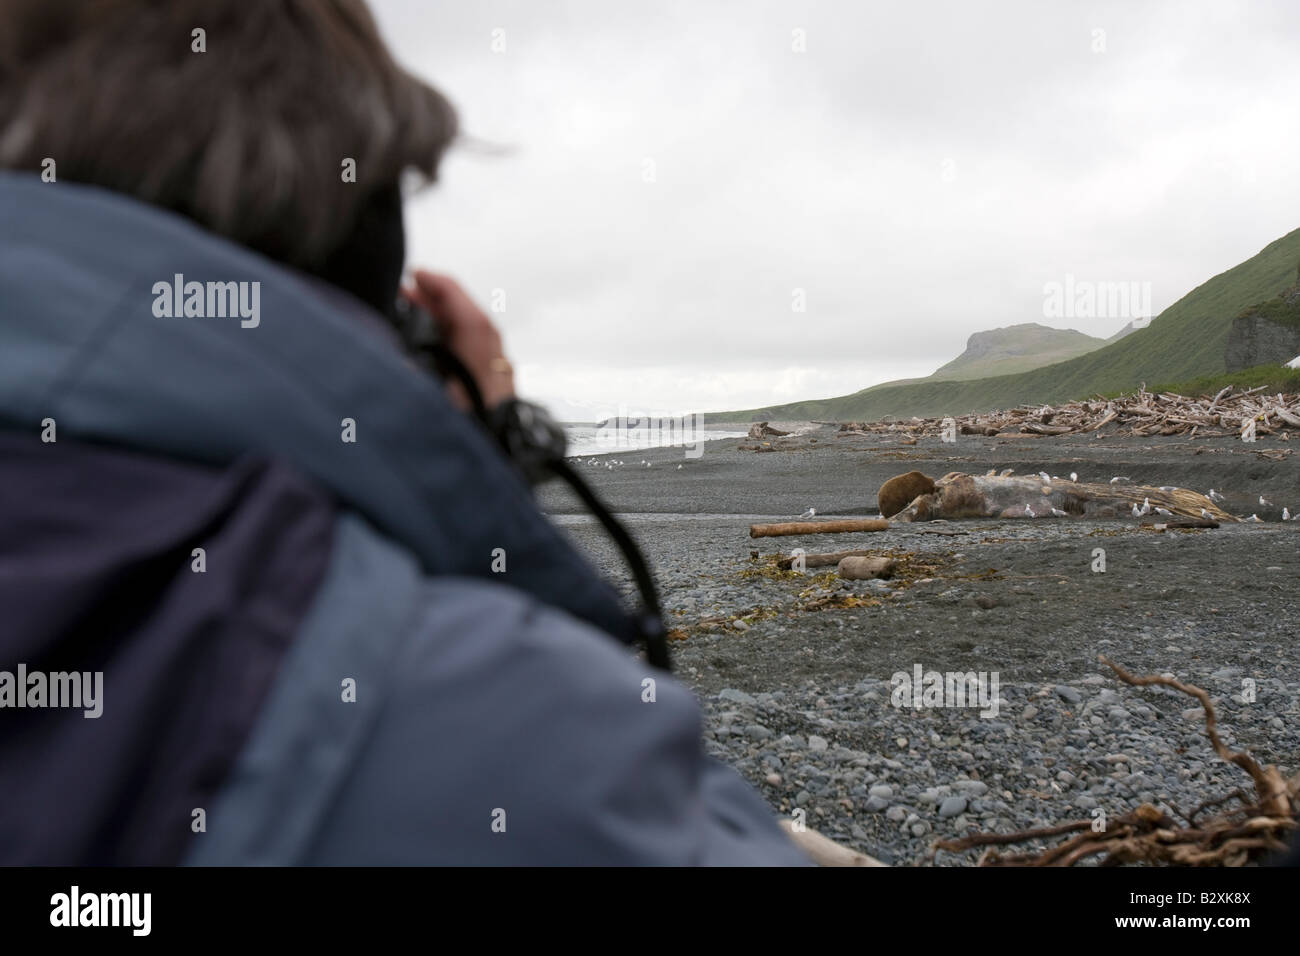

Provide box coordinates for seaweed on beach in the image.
[675,550,962,636]
[741,549,954,589]
[794,573,882,612]
[736,559,806,582]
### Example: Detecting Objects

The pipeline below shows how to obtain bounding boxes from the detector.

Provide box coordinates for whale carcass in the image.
[879,470,1236,522]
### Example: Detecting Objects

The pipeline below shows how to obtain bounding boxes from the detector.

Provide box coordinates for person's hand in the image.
[400,269,516,411]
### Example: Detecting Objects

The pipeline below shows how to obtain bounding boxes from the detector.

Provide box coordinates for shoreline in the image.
[542,421,1297,518]
[541,422,1300,864]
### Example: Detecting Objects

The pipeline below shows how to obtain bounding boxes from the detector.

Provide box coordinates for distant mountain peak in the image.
[929,323,1106,381]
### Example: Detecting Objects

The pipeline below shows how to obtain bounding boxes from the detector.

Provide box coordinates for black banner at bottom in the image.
[0,864,1284,941]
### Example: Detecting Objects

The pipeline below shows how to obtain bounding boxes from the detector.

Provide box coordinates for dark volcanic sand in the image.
[539,424,1300,864]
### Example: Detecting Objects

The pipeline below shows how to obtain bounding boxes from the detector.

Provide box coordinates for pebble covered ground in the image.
[696,668,1296,865]
[542,425,1300,864]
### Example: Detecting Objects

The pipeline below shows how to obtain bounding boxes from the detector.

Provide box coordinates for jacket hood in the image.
[0,172,638,643]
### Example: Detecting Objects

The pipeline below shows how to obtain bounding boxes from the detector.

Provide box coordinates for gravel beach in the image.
[540,423,1300,865]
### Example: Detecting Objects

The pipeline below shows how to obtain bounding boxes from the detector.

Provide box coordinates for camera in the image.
[392,295,568,484]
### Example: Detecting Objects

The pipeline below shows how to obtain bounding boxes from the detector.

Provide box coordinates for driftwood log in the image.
[779,819,888,866]
[776,549,867,570]
[776,548,875,570]
[750,518,890,538]
[886,472,1236,523]
[837,556,896,580]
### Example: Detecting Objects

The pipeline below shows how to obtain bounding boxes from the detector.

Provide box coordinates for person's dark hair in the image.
[0,0,457,272]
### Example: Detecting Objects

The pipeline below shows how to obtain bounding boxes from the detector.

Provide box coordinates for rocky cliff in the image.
[1225,285,1300,371]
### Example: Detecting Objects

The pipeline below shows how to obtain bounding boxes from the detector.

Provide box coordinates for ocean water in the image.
[563,424,748,456]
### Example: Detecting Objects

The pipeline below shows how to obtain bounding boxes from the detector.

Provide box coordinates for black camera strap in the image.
[392,298,671,671]
[544,457,671,671]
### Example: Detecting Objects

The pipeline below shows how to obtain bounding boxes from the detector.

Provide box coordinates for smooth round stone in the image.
[938,796,968,818]
[1055,686,1082,704]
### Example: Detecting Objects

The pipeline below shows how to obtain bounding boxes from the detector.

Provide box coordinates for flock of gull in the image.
[581,457,681,470]
[1004,471,1293,523]
[581,457,1294,524]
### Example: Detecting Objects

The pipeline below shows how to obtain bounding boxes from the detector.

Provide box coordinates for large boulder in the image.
[876,470,935,518]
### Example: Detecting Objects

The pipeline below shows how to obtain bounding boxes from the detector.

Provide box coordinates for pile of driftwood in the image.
[839,385,1300,440]
[935,658,1298,866]
[748,421,791,439]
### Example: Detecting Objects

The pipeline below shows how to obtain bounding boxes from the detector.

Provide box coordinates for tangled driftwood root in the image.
[934,657,1298,866]
[839,385,1300,440]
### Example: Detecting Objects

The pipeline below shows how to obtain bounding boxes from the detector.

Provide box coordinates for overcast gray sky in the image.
[370,0,1300,420]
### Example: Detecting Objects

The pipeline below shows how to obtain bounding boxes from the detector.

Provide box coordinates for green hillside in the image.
[712,227,1300,422]
[819,323,1115,395]
[927,323,1108,381]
